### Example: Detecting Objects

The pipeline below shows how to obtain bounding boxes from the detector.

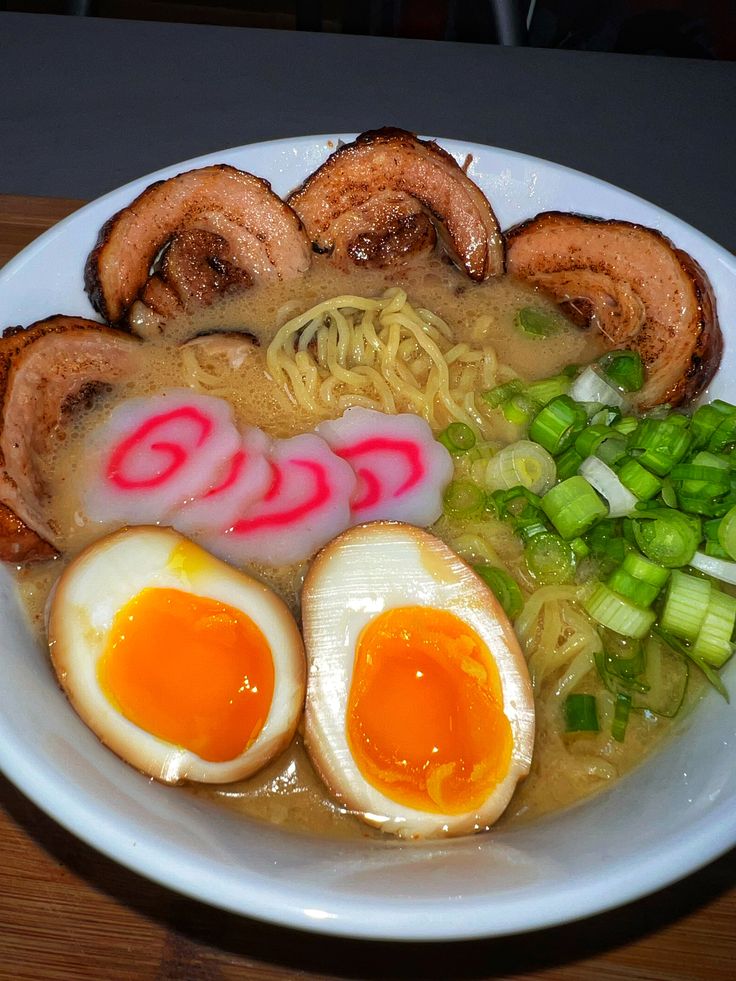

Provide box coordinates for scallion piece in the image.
[616,457,662,501]
[584,583,656,638]
[569,365,626,408]
[630,508,701,567]
[481,440,557,495]
[621,551,669,589]
[595,436,628,467]
[442,480,485,519]
[690,402,735,448]
[438,421,476,453]
[515,306,564,338]
[717,505,736,560]
[627,419,691,476]
[564,693,600,733]
[503,393,540,426]
[689,550,736,586]
[613,415,639,437]
[524,533,575,584]
[473,564,524,619]
[691,590,736,667]
[525,375,571,406]
[653,627,729,702]
[708,414,736,453]
[529,396,588,455]
[541,476,609,539]
[579,456,637,518]
[555,447,584,480]
[611,692,633,742]
[659,570,711,642]
[482,379,524,409]
[597,350,645,393]
[606,567,659,608]
[572,424,608,459]
[705,540,731,559]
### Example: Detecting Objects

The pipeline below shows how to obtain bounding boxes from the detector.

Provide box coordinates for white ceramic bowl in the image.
[1,137,735,941]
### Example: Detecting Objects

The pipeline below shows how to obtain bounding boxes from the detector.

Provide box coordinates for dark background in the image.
[2,0,735,59]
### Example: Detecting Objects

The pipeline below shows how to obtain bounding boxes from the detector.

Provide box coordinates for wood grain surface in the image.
[1,195,735,981]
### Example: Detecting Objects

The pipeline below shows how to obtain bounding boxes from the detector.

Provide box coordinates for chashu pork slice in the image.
[505,212,721,408]
[288,128,504,280]
[0,316,143,562]
[85,164,312,334]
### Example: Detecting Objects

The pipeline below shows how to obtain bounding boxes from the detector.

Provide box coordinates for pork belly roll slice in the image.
[288,128,504,280]
[85,165,312,334]
[0,316,142,562]
[505,212,722,409]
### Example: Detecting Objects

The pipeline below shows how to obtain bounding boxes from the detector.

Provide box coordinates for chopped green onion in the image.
[616,457,663,501]
[442,480,485,519]
[708,414,736,453]
[717,505,736,560]
[596,436,628,467]
[570,536,590,558]
[481,440,557,495]
[529,396,588,455]
[524,533,575,584]
[621,551,670,589]
[691,590,736,667]
[660,477,679,509]
[541,475,609,539]
[503,394,540,426]
[584,583,656,638]
[705,540,731,559]
[597,350,645,393]
[627,419,691,476]
[654,627,729,702]
[659,570,711,641]
[525,375,571,406]
[438,422,476,453]
[612,692,632,742]
[689,550,736,585]
[564,693,600,733]
[596,634,689,716]
[569,365,626,408]
[492,486,543,524]
[600,631,647,682]
[579,456,637,518]
[606,567,660,607]
[555,447,584,480]
[574,424,610,459]
[585,521,629,569]
[482,379,524,409]
[630,509,701,567]
[690,402,735,448]
[515,306,564,338]
[613,415,639,437]
[589,406,623,428]
[473,564,524,619]
[517,519,549,542]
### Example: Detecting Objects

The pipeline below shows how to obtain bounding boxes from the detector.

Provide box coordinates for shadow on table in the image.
[3,772,735,980]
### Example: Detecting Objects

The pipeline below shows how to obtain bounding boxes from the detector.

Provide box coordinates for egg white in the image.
[301,521,535,839]
[47,525,306,784]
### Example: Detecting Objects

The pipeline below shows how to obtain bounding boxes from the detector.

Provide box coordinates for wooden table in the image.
[1,196,735,981]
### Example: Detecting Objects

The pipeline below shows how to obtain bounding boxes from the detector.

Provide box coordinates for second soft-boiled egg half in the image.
[47,526,305,784]
[301,522,535,839]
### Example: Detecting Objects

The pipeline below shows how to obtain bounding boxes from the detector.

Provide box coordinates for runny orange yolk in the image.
[346,606,513,814]
[98,587,274,762]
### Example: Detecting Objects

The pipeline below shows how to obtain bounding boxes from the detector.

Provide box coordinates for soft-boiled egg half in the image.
[301,522,535,838]
[47,526,305,784]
